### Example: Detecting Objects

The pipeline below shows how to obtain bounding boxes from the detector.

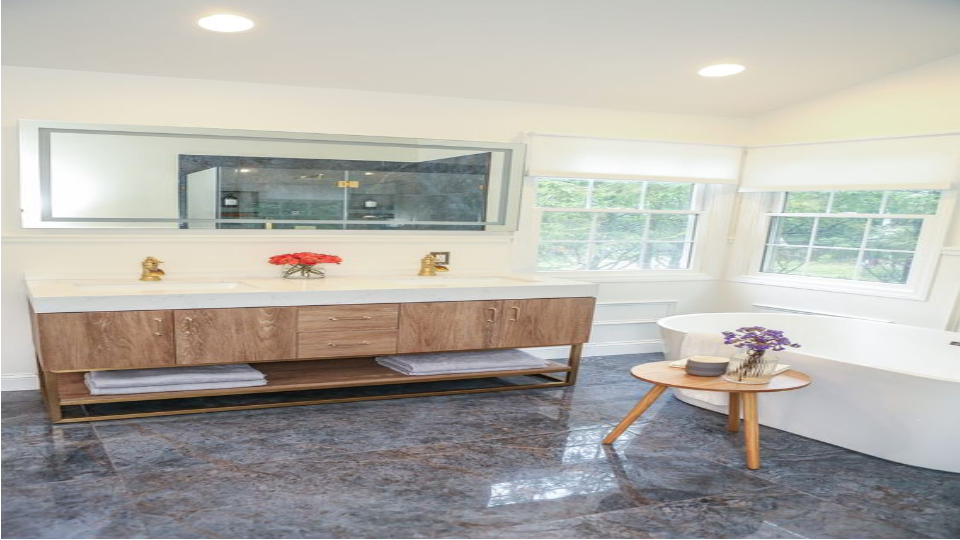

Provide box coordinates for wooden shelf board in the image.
[57,357,572,405]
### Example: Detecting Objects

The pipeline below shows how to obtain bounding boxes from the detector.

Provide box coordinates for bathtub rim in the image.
[657,312,960,384]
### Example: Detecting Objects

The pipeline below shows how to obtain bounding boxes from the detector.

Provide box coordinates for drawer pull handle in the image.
[509,306,521,322]
[152,317,164,336]
[328,316,373,321]
[327,341,371,347]
[182,316,195,336]
[486,307,499,323]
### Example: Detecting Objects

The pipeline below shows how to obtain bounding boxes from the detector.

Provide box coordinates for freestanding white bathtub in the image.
[657,313,960,473]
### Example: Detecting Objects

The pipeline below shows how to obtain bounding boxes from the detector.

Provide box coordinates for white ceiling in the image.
[4,0,960,117]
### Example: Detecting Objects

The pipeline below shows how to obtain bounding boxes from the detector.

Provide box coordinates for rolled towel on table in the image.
[376,349,548,376]
[84,375,267,395]
[86,364,265,389]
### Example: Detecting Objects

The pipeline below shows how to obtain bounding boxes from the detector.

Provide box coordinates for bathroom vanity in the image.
[27,275,597,422]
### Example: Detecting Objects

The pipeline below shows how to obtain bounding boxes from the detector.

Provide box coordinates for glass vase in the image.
[723,351,778,384]
[281,264,325,279]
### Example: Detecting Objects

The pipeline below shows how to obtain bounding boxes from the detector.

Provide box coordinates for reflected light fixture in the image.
[697,64,745,77]
[198,13,256,33]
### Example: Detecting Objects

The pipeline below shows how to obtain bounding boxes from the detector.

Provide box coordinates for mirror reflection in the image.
[24,122,524,230]
[180,153,492,230]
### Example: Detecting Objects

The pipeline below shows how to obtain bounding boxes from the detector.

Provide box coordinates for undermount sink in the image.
[385,276,540,287]
[71,281,250,293]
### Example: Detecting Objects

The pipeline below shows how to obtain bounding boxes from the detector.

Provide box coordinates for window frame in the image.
[732,189,956,300]
[513,176,733,282]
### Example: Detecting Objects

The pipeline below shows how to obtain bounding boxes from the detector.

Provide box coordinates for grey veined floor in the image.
[2,353,959,539]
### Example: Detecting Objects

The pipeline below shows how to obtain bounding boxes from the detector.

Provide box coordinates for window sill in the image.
[730,273,927,301]
[535,271,716,283]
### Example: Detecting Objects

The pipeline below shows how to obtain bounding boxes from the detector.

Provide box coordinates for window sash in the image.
[758,191,939,285]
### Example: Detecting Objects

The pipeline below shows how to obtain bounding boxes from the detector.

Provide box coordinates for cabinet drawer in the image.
[298,304,399,332]
[298,329,398,358]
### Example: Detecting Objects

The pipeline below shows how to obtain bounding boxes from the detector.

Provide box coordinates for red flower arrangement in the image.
[268,252,342,279]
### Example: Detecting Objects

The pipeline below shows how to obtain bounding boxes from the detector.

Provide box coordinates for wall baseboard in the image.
[2,374,39,391]
[526,339,663,359]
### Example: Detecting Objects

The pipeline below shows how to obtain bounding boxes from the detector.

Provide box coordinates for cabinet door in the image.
[398,301,503,353]
[36,310,175,371]
[498,298,595,348]
[175,307,297,364]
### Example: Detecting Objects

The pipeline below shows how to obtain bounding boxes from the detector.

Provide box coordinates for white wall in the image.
[724,54,960,328]
[1,66,750,389]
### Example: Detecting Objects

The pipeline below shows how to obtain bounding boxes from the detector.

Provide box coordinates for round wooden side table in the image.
[602,360,811,469]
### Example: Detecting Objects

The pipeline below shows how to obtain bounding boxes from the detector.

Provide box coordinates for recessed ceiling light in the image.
[697,64,746,77]
[198,14,255,33]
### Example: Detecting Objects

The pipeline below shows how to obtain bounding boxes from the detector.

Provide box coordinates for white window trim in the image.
[729,189,956,301]
[511,177,735,282]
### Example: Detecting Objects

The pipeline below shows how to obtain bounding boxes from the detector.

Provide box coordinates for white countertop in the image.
[26,274,599,313]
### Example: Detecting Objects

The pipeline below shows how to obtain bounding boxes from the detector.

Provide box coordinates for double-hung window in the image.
[760,189,943,285]
[533,178,702,272]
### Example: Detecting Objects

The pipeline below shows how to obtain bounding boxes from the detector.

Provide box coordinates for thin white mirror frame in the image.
[19,120,526,230]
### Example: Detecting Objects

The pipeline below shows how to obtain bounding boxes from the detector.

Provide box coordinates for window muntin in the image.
[761,190,941,285]
[535,178,699,272]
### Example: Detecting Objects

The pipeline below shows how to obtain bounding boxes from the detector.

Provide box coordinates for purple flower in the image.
[719,326,801,352]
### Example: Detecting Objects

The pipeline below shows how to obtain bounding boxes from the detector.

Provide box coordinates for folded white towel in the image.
[376,349,548,376]
[87,364,265,389]
[84,374,267,395]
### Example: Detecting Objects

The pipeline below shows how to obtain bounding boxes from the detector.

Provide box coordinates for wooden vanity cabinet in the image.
[175,307,297,365]
[33,296,595,423]
[35,310,176,371]
[397,297,595,353]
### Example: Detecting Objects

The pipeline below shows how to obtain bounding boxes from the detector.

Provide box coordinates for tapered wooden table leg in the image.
[602,384,667,444]
[727,392,741,432]
[742,392,760,469]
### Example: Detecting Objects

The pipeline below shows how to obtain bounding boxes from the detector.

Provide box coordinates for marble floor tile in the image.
[1,477,147,539]
[2,390,50,427]
[526,381,652,406]
[727,447,960,538]
[118,427,775,538]
[2,424,116,485]
[481,485,927,539]
[3,352,957,539]
[92,398,618,475]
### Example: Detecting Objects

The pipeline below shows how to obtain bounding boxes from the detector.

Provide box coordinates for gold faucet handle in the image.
[434,265,449,272]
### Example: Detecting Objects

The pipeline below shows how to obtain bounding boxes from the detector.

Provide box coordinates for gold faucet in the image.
[417,254,449,277]
[140,257,165,281]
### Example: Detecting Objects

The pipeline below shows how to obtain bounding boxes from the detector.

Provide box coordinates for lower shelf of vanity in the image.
[56,357,574,405]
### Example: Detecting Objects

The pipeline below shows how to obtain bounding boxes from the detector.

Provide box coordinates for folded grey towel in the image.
[376,349,548,376]
[84,374,267,395]
[87,364,265,389]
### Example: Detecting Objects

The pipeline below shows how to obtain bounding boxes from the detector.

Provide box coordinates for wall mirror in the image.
[19,121,525,230]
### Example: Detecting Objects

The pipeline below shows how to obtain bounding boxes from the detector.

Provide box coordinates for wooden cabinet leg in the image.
[727,392,741,432]
[564,343,584,385]
[742,392,760,469]
[39,370,63,423]
[602,384,667,444]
